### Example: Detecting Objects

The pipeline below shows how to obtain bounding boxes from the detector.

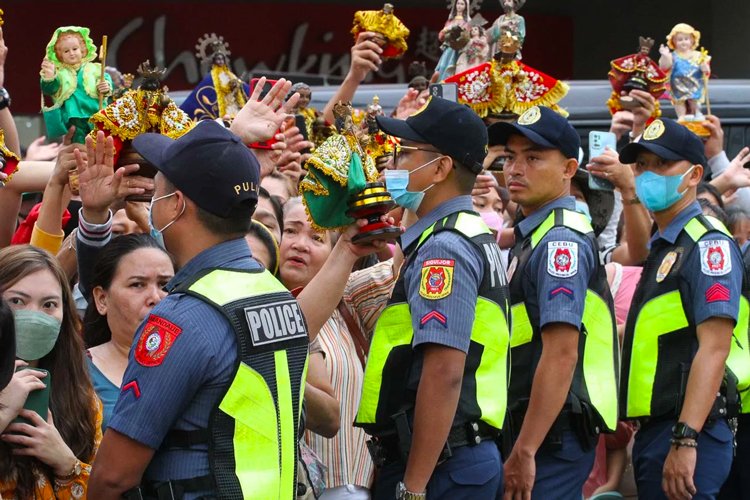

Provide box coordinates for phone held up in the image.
[588,131,617,191]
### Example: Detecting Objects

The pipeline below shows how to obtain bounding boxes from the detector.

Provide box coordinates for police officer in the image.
[88,121,309,499]
[355,96,511,499]
[618,118,747,500]
[488,106,619,499]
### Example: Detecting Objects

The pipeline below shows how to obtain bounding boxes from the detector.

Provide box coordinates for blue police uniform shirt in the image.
[514,196,595,329]
[108,238,261,491]
[400,195,486,354]
[649,201,742,325]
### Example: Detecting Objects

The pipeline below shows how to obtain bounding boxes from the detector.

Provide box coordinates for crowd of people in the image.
[0,8,750,500]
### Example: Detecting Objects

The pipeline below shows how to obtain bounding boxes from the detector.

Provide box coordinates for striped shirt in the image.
[305,259,396,489]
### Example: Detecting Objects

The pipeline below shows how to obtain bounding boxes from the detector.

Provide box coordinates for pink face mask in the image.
[480,210,504,234]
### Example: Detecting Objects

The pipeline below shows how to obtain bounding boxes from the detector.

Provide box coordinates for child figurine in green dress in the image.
[40,26,112,143]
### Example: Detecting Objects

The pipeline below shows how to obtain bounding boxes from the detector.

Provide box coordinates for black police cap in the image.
[376,96,489,173]
[619,118,707,167]
[133,121,261,218]
[487,105,581,160]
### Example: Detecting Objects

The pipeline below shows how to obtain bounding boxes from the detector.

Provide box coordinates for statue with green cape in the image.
[300,102,402,244]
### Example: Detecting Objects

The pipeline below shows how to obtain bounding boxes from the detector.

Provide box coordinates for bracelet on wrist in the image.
[670,438,698,449]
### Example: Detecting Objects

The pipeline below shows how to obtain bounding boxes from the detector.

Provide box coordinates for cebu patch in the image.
[547,241,578,278]
[135,314,183,367]
[699,240,731,276]
[420,259,455,300]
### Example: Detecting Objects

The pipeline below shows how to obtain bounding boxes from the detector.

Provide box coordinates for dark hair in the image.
[0,246,95,497]
[247,220,280,275]
[0,298,15,391]
[195,205,254,237]
[84,234,170,348]
[698,198,730,227]
[697,182,725,209]
[259,186,285,235]
[452,157,479,193]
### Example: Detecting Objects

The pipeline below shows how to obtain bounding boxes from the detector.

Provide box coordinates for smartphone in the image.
[588,131,616,191]
[12,367,50,425]
[294,114,312,156]
[249,78,281,149]
[429,83,458,102]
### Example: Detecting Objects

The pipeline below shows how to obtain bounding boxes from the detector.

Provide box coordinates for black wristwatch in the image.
[0,87,10,110]
[672,421,699,440]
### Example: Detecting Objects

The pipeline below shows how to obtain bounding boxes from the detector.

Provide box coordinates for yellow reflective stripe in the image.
[582,290,619,430]
[356,304,413,424]
[684,218,707,242]
[627,290,689,417]
[275,350,294,500]
[188,269,287,306]
[455,212,492,238]
[220,362,280,497]
[562,209,594,235]
[417,222,438,247]
[727,296,750,413]
[472,298,509,428]
[298,356,309,423]
[510,303,533,348]
[704,215,732,237]
[530,212,555,249]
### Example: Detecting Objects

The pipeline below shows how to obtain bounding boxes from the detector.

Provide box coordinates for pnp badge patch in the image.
[135,314,183,367]
[547,241,578,278]
[699,240,732,276]
[643,119,665,141]
[420,259,455,300]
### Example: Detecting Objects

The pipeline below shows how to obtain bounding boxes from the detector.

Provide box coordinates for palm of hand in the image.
[232,100,283,144]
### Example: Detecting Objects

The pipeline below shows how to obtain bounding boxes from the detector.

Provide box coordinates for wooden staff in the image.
[98,35,108,109]
[701,47,711,116]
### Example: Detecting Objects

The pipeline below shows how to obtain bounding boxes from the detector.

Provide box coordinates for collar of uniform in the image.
[166,237,254,292]
[400,195,474,252]
[648,201,702,246]
[515,196,577,239]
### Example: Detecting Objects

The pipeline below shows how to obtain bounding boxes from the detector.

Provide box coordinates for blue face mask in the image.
[384,158,440,212]
[148,192,184,249]
[635,165,695,212]
[574,200,592,222]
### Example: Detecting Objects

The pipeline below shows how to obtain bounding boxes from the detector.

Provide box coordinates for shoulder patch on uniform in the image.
[420,259,455,300]
[547,241,578,278]
[699,239,732,276]
[135,315,183,367]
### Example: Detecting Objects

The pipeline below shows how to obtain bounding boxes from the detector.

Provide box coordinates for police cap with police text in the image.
[133,121,261,218]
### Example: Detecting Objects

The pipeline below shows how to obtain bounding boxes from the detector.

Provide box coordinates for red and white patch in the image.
[547,241,578,278]
[699,240,732,276]
[135,314,183,367]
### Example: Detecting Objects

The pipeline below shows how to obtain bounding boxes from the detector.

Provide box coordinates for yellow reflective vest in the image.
[355,211,511,436]
[176,268,309,499]
[508,208,619,433]
[621,214,750,418]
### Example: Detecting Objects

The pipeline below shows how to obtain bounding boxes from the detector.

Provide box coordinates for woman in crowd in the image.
[83,234,174,430]
[280,197,399,499]
[0,245,102,499]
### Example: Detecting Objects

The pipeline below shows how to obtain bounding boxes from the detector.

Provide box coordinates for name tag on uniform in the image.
[244,299,307,347]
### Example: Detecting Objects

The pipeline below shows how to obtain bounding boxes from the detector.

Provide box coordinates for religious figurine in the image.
[40,26,113,143]
[435,0,472,81]
[89,61,194,195]
[0,129,20,187]
[659,23,711,121]
[455,22,490,75]
[408,61,430,91]
[352,3,410,60]
[300,102,401,243]
[106,66,135,100]
[288,82,331,149]
[180,33,249,122]
[363,96,396,170]
[487,0,526,59]
[607,36,667,118]
[446,22,567,118]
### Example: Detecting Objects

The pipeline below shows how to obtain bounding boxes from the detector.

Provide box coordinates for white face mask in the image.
[148,192,185,249]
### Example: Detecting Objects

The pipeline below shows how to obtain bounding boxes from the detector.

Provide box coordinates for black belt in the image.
[368,421,498,466]
[125,475,215,500]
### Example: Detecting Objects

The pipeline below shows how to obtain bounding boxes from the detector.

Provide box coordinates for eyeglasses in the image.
[393,144,442,167]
